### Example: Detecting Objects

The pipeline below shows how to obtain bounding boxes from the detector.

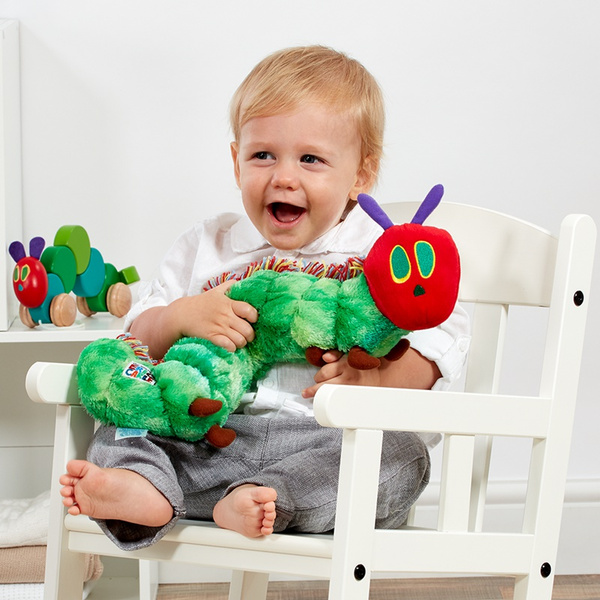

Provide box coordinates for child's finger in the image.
[232,300,258,323]
[208,334,237,353]
[302,383,318,398]
[230,316,255,343]
[312,360,344,384]
[303,373,342,398]
[320,350,343,363]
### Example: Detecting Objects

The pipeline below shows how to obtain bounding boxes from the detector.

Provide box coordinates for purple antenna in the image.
[29,237,45,259]
[411,184,444,225]
[8,241,26,263]
[357,193,394,230]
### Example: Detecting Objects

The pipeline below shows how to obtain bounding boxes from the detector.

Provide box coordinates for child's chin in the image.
[265,231,307,252]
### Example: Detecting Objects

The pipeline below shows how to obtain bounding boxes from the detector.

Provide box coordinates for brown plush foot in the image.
[189,398,223,416]
[305,346,326,367]
[384,338,411,362]
[205,424,236,448]
[348,346,381,370]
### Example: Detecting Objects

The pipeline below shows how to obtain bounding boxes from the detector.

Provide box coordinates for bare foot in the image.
[59,459,173,527]
[213,484,277,537]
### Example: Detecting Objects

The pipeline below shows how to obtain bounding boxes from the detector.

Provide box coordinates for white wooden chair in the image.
[26,201,596,600]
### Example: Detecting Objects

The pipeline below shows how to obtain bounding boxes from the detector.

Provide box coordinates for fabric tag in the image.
[122,361,156,385]
[115,427,148,440]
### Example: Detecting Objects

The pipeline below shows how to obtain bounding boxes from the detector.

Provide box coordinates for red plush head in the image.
[359,186,460,331]
[9,237,49,309]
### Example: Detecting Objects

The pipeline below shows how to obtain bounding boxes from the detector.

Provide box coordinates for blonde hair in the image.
[230,45,385,182]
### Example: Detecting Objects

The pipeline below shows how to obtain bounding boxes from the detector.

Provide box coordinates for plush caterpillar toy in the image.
[77,185,460,447]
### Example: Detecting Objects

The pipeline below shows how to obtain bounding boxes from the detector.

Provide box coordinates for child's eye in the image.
[253,151,273,160]
[301,154,321,164]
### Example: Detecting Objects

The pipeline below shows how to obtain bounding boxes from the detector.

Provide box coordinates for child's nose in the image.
[271,162,299,190]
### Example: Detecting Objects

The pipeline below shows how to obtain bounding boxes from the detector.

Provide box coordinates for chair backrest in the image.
[382,201,594,532]
[385,201,558,307]
[385,201,560,406]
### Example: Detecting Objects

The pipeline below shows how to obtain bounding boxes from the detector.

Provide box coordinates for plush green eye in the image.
[415,241,435,278]
[390,245,411,283]
[13,267,19,282]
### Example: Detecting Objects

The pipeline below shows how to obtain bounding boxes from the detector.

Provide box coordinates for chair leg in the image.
[44,545,88,600]
[328,429,383,600]
[513,571,555,600]
[139,560,159,600]
[228,570,269,600]
[45,405,95,600]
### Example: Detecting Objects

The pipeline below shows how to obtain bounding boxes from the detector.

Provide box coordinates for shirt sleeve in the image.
[406,303,471,391]
[124,225,201,331]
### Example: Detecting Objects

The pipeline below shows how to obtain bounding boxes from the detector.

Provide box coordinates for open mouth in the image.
[269,202,306,224]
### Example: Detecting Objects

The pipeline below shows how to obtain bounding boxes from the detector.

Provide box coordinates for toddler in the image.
[59,45,470,550]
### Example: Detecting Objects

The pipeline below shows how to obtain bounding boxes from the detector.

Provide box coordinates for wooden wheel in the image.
[50,293,77,327]
[19,304,37,328]
[76,295,96,317]
[106,282,131,318]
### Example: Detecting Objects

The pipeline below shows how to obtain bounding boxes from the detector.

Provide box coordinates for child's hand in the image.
[176,281,258,352]
[302,350,383,398]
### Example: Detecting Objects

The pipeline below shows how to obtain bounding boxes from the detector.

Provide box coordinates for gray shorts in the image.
[88,415,430,550]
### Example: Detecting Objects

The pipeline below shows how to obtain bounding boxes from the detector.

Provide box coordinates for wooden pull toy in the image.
[8,225,139,328]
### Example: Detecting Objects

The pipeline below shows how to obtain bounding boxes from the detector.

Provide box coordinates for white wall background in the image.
[1,0,599,575]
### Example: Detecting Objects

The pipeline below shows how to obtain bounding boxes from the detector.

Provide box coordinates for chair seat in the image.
[64,514,535,577]
[64,514,336,578]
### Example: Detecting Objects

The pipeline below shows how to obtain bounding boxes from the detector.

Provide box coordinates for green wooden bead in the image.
[40,246,77,293]
[86,263,119,312]
[73,248,105,297]
[29,273,65,324]
[119,265,140,285]
[54,225,91,275]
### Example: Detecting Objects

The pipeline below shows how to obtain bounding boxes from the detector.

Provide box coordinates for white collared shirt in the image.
[125,206,470,447]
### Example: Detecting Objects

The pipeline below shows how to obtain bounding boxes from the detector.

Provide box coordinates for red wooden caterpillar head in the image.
[359,185,460,331]
[8,237,48,308]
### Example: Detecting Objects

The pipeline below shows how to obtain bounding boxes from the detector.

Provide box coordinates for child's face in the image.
[231,104,371,251]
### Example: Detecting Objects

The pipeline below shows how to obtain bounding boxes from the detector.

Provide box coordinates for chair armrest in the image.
[26,362,79,405]
[313,384,550,438]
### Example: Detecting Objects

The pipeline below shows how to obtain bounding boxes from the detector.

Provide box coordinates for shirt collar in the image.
[230,216,268,253]
[230,205,381,256]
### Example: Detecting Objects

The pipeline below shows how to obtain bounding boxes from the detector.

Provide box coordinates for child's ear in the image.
[230,142,241,187]
[351,155,378,197]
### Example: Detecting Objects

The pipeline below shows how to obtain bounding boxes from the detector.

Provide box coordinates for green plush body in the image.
[77,186,461,446]
[77,269,407,442]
